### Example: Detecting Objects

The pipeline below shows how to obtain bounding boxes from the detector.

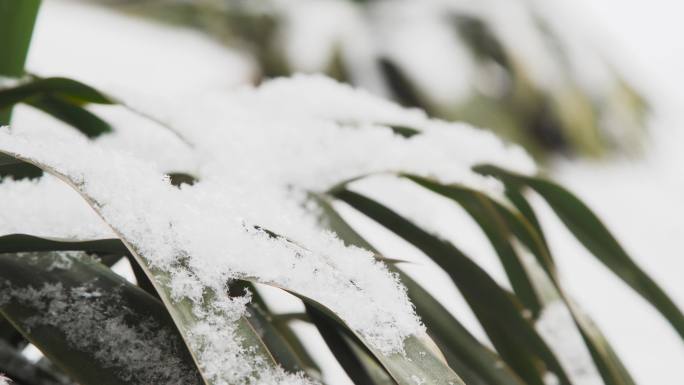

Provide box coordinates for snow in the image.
[0,71,536,383]
[1,62,539,382]
[0,374,9,385]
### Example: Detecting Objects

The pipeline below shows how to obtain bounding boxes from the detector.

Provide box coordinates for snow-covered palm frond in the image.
[0,74,681,385]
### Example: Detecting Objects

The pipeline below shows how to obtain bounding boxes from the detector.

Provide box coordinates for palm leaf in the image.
[474,164,684,340]
[332,188,571,385]
[312,193,527,385]
[407,174,638,385]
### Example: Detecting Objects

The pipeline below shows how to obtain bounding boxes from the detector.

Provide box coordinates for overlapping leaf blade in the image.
[404,175,544,317]
[312,194,527,385]
[269,285,465,385]
[474,164,684,340]
[407,174,638,385]
[27,95,112,138]
[332,188,572,385]
[0,77,113,109]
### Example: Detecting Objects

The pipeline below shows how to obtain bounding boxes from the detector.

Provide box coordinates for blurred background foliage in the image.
[95,0,648,159]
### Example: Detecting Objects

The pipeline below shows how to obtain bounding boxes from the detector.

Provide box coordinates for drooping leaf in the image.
[267,283,466,385]
[405,175,544,317]
[312,193,527,385]
[305,303,395,385]
[406,174,638,385]
[228,281,322,379]
[0,77,113,109]
[333,188,571,385]
[474,164,684,340]
[28,95,112,138]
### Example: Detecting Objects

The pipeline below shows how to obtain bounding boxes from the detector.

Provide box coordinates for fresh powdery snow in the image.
[0,76,535,384]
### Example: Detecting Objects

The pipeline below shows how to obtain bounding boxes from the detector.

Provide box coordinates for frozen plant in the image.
[0,2,681,385]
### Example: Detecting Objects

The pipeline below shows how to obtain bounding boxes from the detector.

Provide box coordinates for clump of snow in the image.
[0,76,536,384]
[0,374,10,385]
[536,301,602,385]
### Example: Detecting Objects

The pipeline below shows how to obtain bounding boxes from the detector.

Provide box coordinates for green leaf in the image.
[333,188,571,385]
[305,303,395,385]
[405,175,544,317]
[0,0,41,124]
[0,339,73,385]
[0,152,43,179]
[270,284,466,385]
[406,174,639,385]
[378,58,425,109]
[0,252,204,385]
[0,77,113,109]
[474,164,684,340]
[28,95,112,138]
[504,186,549,250]
[229,281,322,379]
[471,177,636,385]
[312,193,526,385]
[0,234,130,256]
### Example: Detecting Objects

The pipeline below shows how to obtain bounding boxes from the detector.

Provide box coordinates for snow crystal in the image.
[0,76,536,384]
[536,301,603,385]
